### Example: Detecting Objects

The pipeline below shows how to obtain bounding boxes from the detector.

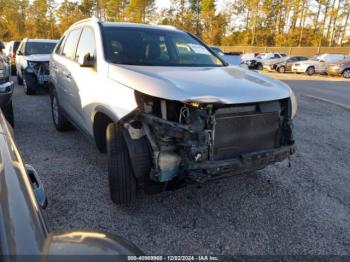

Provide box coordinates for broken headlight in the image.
[28,61,41,71]
[290,90,298,119]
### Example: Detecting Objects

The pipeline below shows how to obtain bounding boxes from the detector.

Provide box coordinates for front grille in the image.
[212,109,281,161]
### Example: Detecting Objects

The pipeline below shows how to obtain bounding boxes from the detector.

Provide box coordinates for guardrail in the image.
[219,46,350,57]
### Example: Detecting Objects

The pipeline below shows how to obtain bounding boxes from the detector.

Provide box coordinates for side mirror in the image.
[78,52,94,67]
[17,50,23,56]
[42,230,143,255]
[25,164,47,209]
[0,81,14,108]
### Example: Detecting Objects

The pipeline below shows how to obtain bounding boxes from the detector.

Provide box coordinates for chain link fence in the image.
[219,46,350,56]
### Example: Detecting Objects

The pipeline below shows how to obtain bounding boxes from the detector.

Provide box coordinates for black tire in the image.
[278,66,286,73]
[23,77,36,95]
[51,91,71,131]
[342,69,350,79]
[106,123,137,206]
[257,63,263,70]
[306,66,315,76]
[17,74,23,85]
[10,65,16,76]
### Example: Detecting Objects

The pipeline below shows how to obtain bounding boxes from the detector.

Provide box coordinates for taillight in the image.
[11,53,16,60]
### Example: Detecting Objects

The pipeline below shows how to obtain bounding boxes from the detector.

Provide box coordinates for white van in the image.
[292,53,348,75]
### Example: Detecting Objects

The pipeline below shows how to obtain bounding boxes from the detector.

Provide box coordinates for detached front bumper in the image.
[187,145,295,181]
[24,70,50,87]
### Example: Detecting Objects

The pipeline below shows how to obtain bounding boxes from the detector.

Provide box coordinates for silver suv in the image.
[50,18,297,205]
[16,39,58,95]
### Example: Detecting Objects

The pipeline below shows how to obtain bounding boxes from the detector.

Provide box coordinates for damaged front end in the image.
[25,61,50,86]
[121,91,296,184]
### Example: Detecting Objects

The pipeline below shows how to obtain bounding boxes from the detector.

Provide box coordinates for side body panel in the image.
[0,113,48,255]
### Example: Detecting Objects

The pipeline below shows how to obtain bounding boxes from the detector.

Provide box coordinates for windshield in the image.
[24,42,57,55]
[102,27,224,67]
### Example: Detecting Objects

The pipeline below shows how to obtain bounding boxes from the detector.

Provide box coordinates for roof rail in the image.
[71,16,100,28]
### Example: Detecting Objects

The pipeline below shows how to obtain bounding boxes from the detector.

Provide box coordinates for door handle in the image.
[65,73,72,79]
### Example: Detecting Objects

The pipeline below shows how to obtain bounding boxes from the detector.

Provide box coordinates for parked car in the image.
[264,56,309,73]
[16,38,58,95]
[242,53,287,70]
[50,18,297,205]
[326,59,350,78]
[291,53,348,75]
[0,86,142,256]
[0,56,14,126]
[241,52,259,62]
[3,40,20,75]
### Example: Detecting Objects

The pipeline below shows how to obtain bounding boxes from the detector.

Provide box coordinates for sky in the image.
[54,0,225,11]
[156,0,171,10]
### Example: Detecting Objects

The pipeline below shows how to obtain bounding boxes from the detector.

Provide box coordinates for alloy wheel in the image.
[342,69,350,78]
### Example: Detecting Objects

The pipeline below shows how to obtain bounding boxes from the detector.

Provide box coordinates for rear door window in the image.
[62,29,82,60]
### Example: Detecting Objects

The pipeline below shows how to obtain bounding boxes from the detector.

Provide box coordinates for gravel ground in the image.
[12,79,350,255]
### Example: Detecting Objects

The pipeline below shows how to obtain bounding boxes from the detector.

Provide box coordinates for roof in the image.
[25,39,58,43]
[101,22,179,31]
[70,17,180,32]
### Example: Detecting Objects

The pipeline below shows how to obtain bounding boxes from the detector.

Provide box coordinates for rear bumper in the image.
[187,145,295,181]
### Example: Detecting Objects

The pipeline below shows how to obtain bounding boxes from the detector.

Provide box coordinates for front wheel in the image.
[278,66,286,73]
[342,69,350,78]
[306,66,315,76]
[106,123,137,206]
[51,91,71,131]
[257,63,263,70]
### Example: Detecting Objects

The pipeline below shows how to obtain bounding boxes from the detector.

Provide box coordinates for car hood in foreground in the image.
[25,54,51,62]
[108,65,292,104]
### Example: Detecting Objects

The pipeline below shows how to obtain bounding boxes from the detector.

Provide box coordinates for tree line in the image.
[0,0,349,47]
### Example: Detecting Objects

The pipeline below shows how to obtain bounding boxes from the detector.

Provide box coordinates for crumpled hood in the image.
[25,54,51,62]
[108,65,292,104]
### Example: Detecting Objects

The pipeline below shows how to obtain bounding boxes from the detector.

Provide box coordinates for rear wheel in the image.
[278,66,286,73]
[306,66,315,76]
[51,91,71,131]
[106,123,137,205]
[342,69,350,78]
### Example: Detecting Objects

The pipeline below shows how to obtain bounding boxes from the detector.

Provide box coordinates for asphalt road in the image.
[12,76,350,255]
